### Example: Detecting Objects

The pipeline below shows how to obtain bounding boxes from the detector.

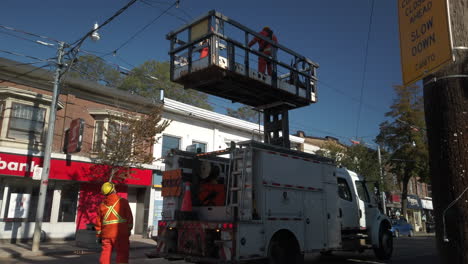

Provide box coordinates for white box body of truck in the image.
[155,141,392,263]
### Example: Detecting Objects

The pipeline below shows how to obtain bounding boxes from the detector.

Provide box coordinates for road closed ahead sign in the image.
[398,0,453,85]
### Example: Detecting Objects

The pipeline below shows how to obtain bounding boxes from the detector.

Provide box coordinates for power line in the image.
[0,63,52,84]
[0,49,54,63]
[355,0,375,139]
[317,79,384,113]
[69,0,139,50]
[0,61,50,68]
[109,1,177,55]
[139,0,189,23]
[0,24,61,43]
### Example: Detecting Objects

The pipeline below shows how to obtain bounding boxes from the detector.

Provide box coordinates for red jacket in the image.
[248,29,278,53]
[95,193,133,239]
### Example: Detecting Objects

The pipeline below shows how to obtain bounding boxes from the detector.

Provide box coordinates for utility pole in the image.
[423,0,468,263]
[32,41,65,252]
[377,145,386,214]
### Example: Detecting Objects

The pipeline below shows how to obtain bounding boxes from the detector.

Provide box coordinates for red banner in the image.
[0,152,151,186]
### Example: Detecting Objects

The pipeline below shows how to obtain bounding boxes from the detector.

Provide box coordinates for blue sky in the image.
[0,0,409,146]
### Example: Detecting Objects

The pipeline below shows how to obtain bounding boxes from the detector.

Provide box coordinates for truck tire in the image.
[409,230,414,237]
[394,230,399,238]
[373,224,393,260]
[268,234,303,264]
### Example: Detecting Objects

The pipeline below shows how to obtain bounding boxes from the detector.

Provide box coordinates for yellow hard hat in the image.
[101,182,115,195]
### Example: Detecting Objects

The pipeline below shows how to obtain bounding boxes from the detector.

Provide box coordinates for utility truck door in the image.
[354,180,378,230]
[337,177,360,230]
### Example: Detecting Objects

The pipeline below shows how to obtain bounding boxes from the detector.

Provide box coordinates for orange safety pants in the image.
[99,238,129,264]
[258,51,272,75]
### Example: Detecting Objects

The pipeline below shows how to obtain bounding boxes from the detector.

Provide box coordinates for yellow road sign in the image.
[398,0,453,85]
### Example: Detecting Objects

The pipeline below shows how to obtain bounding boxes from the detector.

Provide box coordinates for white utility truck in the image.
[155,140,393,263]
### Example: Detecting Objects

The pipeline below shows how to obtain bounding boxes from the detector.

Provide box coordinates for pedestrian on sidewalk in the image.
[95,182,133,264]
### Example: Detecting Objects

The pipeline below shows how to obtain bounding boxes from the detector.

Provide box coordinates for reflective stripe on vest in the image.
[103,198,127,225]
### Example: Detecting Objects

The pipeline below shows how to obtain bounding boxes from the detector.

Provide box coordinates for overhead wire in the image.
[355,0,375,139]
[139,0,189,23]
[108,1,178,56]
[0,63,52,84]
[69,0,139,48]
[0,25,61,43]
[0,49,54,63]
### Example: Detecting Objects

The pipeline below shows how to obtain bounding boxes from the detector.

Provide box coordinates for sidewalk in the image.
[0,235,156,259]
[414,231,436,237]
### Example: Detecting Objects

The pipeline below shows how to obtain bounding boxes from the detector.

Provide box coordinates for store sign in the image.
[7,193,31,219]
[0,153,152,186]
[398,0,453,85]
[0,154,42,177]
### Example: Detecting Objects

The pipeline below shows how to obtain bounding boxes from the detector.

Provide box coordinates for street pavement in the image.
[0,236,439,264]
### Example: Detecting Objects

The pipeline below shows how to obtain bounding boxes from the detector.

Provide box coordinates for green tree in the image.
[67,55,123,87]
[376,85,429,217]
[344,142,381,183]
[317,141,381,182]
[119,60,213,110]
[68,56,213,110]
[226,105,261,123]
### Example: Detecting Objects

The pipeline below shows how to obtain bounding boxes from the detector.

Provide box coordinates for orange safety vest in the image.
[95,193,133,239]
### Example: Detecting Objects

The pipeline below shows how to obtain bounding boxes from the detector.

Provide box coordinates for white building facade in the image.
[148,99,304,236]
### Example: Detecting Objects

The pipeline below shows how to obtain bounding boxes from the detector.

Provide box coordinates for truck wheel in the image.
[409,230,414,237]
[268,235,303,264]
[374,225,393,260]
[394,230,399,238]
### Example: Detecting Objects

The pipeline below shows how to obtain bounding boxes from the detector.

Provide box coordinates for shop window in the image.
[7,103,46,142]
[337,178,352,201]
[27,185,54,222]
[355,181,370,203]
[1,183,52,222]
[58,183,79,222]
[161,135,180,157]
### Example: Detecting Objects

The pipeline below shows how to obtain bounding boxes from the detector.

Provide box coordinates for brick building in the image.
[0,58,157,241]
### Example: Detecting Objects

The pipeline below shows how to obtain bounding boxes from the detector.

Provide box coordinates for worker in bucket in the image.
[95,182,133,264]
[248,26,278,75]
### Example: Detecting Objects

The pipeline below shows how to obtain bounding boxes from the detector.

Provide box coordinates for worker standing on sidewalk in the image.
[248,26,278,75]
[95,182,133,264]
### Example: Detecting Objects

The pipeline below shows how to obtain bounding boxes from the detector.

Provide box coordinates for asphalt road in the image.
[1,236,439,264]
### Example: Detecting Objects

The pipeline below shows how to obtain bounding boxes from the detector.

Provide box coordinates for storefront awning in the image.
[421,198,433,210]
[407,194,423,210]
[0,152,152,186]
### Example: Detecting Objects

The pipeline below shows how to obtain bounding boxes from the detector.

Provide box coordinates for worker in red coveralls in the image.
[248,26,278,75]
[95,182,133,264]
[199,39,209,59]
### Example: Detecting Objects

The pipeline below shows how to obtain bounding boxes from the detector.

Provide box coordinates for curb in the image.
[0,245,155,259]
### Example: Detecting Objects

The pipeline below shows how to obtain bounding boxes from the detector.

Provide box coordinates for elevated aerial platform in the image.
[167,10,319,110]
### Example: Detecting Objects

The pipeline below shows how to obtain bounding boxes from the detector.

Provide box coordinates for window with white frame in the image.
[0,87,60,148]
[162,135,180,157]
[7,103,46,142]
[90,110,133,153]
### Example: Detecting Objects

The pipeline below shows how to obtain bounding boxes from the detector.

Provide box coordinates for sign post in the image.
[398,0,453,85]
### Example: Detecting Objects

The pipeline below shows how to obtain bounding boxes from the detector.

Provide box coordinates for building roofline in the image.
[0,57,161,112]
[163,99,304,144]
